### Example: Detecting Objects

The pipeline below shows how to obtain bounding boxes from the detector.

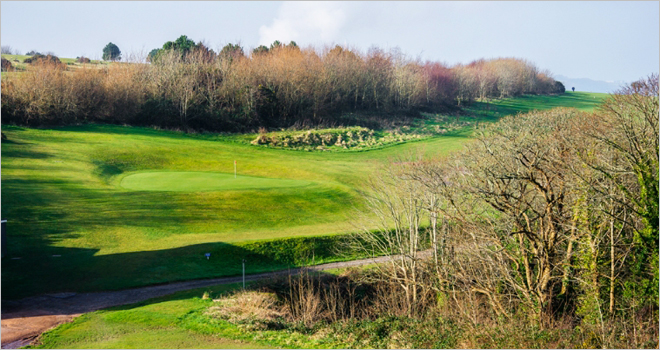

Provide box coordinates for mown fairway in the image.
[120,172,313,192]
[1,92,606,299]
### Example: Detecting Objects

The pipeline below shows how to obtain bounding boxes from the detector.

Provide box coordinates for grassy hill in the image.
[1,92,607,299]
[1,53,108,65]
[1,53,109,78]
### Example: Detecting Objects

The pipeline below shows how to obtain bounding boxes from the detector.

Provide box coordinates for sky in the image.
[1,1,658,83]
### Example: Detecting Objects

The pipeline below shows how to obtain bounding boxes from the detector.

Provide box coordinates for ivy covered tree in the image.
[252,45,269,56]
[102,42,121,61]
[219,43,244,61]
[163,35,196,54]
[147,48,161,62]
[157,35,215,61]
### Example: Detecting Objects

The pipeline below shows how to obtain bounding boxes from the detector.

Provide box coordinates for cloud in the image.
[258,2,348,46]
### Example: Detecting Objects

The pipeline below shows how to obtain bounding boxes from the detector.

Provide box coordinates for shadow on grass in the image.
[2,145,354,302]
[49,124,227,142]
[0,186,351,300]
[0,237,350,329]
[466,93,606,120]
[0,235,346,301]
[0,124,360,307]
[1,170,354,301]
[0,141,53,159]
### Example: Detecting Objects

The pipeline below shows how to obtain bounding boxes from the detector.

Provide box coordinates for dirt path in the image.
[2,253,421,348]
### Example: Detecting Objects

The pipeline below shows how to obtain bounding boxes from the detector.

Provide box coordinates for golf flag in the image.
[234,160,237,178]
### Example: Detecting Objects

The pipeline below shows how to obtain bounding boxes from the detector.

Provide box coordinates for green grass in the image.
[120,171,313,192]
[29,278,364,349]
[28,283,270,349]
[1,54,32,63]
[0,124,466,298]
[464,91,607,121]
[1,92,607,299]
[1,53,110,74]
[1,54,108,65]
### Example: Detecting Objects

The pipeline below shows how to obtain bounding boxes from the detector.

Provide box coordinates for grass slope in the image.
[1,53,109,79]
[120,171,313,192]
[1,53,108,66]
[464,91,606,120]
[28,283,270,349]
[1,92,607,299]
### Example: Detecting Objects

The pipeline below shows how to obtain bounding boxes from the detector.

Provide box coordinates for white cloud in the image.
[258,2,348,46]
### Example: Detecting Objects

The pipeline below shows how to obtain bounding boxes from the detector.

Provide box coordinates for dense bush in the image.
[76,56,91,63]
[23,53,62,65]
[1,43,563,131]
[1,57,13,72]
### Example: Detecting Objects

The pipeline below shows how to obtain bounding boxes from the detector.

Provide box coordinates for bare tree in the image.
[1,45,15,55]
[350,160,430,317]
[585,75,658,249]
[149,49,205,126]
[447,108,587,321]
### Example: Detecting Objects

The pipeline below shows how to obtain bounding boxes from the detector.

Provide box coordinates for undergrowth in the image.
[202,269,659,349]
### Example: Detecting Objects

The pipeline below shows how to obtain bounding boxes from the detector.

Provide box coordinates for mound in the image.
[120,171,312,192]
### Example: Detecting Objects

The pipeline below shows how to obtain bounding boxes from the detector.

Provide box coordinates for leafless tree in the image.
[350,160,431,317]
[1,45,16,55]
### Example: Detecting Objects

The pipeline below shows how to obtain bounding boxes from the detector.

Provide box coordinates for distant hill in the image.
[554,74,628,94]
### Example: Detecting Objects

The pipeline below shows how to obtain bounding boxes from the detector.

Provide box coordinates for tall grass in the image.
[1,45,563,132]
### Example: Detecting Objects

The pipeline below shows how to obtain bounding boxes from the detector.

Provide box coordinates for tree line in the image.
[1,38,564,132]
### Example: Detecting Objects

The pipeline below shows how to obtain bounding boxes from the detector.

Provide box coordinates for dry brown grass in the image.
[207,291,283,328]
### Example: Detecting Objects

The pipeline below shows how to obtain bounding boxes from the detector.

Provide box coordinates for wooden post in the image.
[242,259,246,289]
[1,220,6,258]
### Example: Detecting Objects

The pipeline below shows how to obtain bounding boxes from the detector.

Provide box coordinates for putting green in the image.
[120,171,312,192]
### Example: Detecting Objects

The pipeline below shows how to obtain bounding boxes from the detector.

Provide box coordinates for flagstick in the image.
[234,160,237,179]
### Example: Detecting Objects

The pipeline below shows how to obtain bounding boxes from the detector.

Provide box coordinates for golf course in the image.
[3,2,657,347]
[1,92,606,300]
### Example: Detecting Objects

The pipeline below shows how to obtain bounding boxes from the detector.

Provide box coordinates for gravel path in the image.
[1,253,423,349]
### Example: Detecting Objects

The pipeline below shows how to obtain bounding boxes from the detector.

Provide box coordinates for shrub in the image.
[76,56,91,64]
[1,57,13,72]
[553,80,566,93]
[23,53,62,65]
